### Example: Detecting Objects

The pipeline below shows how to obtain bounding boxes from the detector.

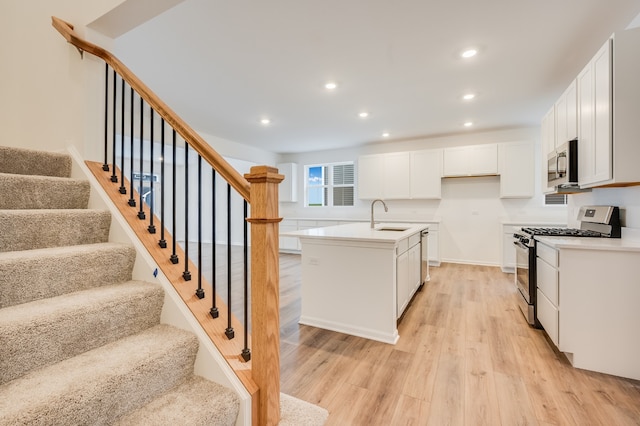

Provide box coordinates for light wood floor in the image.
[278,255,640,425]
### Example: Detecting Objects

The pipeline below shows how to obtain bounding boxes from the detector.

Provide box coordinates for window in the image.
[545,193,568,205]
[305,162,354,207]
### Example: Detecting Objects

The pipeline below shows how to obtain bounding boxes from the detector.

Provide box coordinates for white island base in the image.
[291,223,427,344]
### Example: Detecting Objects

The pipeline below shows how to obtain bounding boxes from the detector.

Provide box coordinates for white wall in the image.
[278,127,567,266]
[568,187,640,230]
[0,0,130,158]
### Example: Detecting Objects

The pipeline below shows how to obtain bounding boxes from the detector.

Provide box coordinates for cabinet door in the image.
[396,250,410,318]
[578,61,595,186]
[358,155,384,199]
[555,80,577,147]
[537,288,559,347]
[592,39,613,184]
[443,144,498,176]
[541,106,556,193]
[578,39,613,187]
[498,142,534,198]
[410,149,442,199]
[408,243,422,293]
[383,152,411,199]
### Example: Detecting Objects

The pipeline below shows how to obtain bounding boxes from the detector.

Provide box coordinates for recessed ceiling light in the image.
[324,82,338,90]
[260,118,271,125]
[464,121,474,127]
[463,93,476,101]
[461,49,477,58]
[358,112,369,118]
[382,132,390,138]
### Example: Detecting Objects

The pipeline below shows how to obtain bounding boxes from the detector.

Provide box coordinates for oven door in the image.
[514,241,531,303]
[513,240,537,325]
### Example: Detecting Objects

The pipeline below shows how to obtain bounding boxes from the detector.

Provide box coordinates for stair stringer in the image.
[67,146,251,426]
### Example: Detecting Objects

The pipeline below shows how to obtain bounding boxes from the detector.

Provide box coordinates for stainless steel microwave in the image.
[547,139,578,188]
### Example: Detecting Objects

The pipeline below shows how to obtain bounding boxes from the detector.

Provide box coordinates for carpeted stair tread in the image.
[0,146,71,178]
[0,209,111,252]
[0,172,90,209]
[0,280,164,385]
[0,242,135,308]
[114,375,240,426]
[0,324,198,426]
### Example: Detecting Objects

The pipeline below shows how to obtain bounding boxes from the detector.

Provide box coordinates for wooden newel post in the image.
[245,165,284,426]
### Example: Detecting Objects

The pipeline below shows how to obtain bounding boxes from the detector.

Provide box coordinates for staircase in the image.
[0,146,240,425]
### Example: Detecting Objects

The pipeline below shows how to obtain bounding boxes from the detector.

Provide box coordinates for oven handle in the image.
[513,240,529,250]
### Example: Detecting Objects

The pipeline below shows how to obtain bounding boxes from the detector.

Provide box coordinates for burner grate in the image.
[521,227,603,237]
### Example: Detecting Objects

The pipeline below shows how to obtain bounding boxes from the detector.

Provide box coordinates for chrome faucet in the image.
[370,199,388,228]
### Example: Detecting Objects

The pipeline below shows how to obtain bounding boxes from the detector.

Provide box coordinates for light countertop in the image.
[282,222,429,243]
[535,235,640,252]
[282,217,441,224]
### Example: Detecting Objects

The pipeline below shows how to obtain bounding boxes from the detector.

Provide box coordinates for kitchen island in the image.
[284,222,428,344]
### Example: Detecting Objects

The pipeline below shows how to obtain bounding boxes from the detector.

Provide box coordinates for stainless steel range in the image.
[512,205,621,326]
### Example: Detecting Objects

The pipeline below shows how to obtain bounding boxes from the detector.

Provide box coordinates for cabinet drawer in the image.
[537,288,559,347]
[536,242,558,267]
[536,258,558,306]
[408,232,421,248]
[397,237,409,255]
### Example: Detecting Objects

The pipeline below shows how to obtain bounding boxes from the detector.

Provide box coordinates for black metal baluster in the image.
[102,63,109,172]
[118,76,126,194]
[196,155,204,299]
[241,199,250,361]
[225,183,234,340]
[148,108,156,234]
[159,118,167,248]
[183,143,191,281]
[210,169,219,318]
[128,88,136,207]
[110,69,117,182]
[170,130,178,264]
[137,98,145,220]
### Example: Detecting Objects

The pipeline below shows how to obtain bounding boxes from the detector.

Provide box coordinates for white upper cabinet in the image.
[383,152,411,200]
[554,79,578,148]
[357,155,384,199]
[576,28,640,188]
[410,149,442,199]
[358,149,442,200]
[541,106,556,193]
[442,144,498,177]
[498,142,534,198]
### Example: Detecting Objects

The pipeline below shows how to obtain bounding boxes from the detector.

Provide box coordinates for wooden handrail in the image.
[51,16,250,201]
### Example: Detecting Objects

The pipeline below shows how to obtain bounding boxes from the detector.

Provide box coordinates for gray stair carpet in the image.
[0,242,136,308]
[0,280,165,384]
[0,145,71,177]
[0,146,239,425]
[0,209,111,252]
[0,172,90,209]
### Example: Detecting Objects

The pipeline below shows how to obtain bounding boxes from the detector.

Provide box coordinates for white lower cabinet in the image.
[536,241,559,347]
[396,233,421,319]
[536,288,559,346]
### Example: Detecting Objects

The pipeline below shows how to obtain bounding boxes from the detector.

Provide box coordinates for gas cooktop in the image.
[520,227,604,237]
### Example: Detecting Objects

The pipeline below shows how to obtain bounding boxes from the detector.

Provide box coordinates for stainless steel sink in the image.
[375,226,409,232]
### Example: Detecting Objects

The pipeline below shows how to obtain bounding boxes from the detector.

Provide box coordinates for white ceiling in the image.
[108,0,640,154]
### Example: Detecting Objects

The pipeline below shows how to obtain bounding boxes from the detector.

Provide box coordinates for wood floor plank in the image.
[464,341,501,426]
[494,372,538,425]
[426,354,465,425]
